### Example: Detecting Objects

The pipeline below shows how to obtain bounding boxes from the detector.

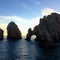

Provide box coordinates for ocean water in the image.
[0,38,60,60]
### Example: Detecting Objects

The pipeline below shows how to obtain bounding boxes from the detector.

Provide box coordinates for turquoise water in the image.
[0,39,60,60]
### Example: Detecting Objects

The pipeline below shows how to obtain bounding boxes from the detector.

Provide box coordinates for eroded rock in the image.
[32,13,60,47]
[7,22,22,39]
[25,28,32,41]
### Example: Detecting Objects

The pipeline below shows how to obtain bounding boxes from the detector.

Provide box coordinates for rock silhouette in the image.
[7,22,22,39]
[25,28,32,41]
[25,13,60,47]
[0,29,4,39]
[32,13,60,47]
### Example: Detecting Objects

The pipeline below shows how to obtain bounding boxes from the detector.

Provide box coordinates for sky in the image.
[0,0,60,36]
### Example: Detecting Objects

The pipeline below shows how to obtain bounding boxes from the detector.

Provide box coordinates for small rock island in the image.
[7,22,22,39]
[0,29,4,39]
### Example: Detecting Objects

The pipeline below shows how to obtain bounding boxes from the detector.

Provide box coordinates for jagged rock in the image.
[32,25,40,41]
[25,28,32,41]
[32,13,60,47]
[0,29,4,39]
[7,22,22,39]
[24,13,60,47]
[43,13,60,41]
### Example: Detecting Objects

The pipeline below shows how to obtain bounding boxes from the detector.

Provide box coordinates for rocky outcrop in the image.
[7,22,22,39]
[32,13,60,47]
[0,29,4,39]
[25,28,32,41]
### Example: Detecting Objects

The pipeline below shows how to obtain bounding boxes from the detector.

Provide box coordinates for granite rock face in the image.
[0,29,4,39]
[7,22,22,39]
[25,28,32,41]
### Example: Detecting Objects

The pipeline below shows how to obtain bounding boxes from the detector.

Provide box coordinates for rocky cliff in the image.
[25,13,60,47]
[32,13,60,47]
[33,13,60,41]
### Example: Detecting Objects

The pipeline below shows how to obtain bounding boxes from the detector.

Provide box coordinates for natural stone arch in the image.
[25,28,37,41]
[25,28,32,41]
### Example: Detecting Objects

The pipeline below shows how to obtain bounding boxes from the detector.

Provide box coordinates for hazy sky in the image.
[0,0,60,36]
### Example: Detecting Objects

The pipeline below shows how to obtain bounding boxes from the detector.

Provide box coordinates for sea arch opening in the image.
[31,35,36,41]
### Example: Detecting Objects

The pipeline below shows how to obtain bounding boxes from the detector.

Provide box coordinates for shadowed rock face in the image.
[25,13,60,47]
[7,22,22,39]
[33,13,60,41]
[25,28,32,41]
[0,29,4,39]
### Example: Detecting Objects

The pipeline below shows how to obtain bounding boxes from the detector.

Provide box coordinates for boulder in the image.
[7,22,22,39]
[0,29,4,39]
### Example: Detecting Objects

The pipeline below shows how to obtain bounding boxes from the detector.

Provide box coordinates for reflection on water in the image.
[0,39,60,60]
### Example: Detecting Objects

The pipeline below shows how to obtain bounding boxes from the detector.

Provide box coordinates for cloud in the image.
[0,16,40,36]
[41,8,55,16]
[0,16,27,22]
[28,17,40,29]
[41,8,60,16]
[1,8,60,36]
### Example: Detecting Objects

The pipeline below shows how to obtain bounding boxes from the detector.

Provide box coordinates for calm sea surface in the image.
[0,38,60,60]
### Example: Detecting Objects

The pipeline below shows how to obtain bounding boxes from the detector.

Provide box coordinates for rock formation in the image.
[25,13,60,47]
[0,29,4,39]
[32,13,60,47]
[7,22,22,39]
[25,28,32,41]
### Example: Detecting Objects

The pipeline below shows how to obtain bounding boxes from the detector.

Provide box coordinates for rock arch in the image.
[25,28,32,41]
[25,28,37,41]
